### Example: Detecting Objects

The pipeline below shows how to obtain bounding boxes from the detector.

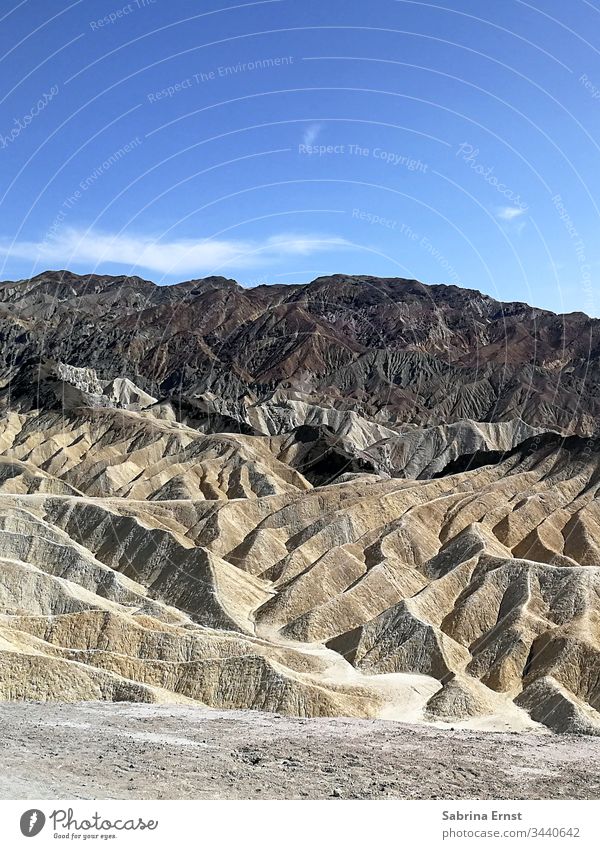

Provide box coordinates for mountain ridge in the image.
[7,269,591,318]
[0,269,597,436]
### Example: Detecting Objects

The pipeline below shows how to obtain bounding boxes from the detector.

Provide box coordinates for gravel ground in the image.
[0,702,598,800]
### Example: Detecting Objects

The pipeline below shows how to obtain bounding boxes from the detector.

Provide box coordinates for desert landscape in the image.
[2,0,599,815]
[0,271,598,763]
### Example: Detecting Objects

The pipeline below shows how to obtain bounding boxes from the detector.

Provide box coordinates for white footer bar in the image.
[0,799,597,848]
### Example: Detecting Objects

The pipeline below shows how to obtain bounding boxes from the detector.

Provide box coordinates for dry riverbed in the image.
[0,702,598,800]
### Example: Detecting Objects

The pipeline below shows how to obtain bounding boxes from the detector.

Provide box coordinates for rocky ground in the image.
[0,702,598,800]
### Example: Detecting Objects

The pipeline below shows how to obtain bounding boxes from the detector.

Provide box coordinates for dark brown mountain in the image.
[0,270,597,434]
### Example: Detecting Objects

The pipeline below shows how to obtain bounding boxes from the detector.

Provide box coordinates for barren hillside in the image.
[0,271,599,734]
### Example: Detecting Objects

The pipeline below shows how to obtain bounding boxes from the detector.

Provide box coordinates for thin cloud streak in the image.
[496,206,527,221]
[0,228,353,275]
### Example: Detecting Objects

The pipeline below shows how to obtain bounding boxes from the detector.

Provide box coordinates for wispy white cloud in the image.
[496,206,527,221]
[0,228,352,275]
[302,123,322,146]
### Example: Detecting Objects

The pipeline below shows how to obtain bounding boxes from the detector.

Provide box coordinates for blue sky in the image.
[0,0,599,314]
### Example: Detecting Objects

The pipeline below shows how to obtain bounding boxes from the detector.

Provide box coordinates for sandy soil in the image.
[0,702,598,800]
